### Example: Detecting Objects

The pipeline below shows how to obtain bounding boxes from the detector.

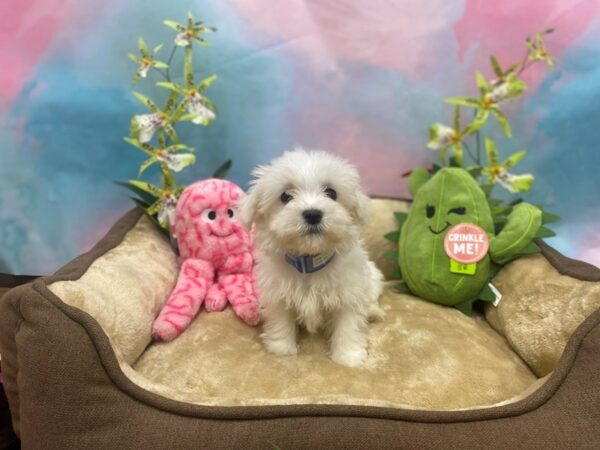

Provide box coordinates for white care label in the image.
[488,282,503,307]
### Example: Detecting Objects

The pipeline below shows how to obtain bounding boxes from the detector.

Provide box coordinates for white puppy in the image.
[239,148,385,367]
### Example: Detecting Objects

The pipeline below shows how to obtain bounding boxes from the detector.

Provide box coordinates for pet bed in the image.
[1,199,599,449]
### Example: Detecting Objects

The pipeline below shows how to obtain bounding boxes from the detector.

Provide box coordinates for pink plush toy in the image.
[152,179,260,342]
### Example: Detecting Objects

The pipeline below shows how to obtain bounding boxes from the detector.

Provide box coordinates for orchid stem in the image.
[165,45,177,82]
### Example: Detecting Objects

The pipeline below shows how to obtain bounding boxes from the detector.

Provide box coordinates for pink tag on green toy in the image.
[444,223,489,265]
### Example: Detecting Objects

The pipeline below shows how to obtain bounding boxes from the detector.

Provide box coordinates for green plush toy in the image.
[394,167,544,315]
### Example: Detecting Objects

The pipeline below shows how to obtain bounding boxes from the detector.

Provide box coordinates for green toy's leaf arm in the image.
[454,299,474,316]
[535,226,556,238]
[541,211,561,224]
[478,283,496,303]
[394,280,411,294]
[408,168,431,197]
[394,211,408,226]
[489,202,542,264]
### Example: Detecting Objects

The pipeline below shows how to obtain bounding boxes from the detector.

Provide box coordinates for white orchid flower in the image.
[134,113,167,143]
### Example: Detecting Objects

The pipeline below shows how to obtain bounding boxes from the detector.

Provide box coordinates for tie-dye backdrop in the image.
[1,0,599,275]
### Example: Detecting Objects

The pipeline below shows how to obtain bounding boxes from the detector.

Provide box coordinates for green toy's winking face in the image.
[399,168,494,307]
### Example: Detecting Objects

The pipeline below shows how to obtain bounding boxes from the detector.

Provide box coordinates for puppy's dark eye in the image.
[227,209,234,218]
[449,207,466,215]
[280,192,293,204]
[324,187,337,201]
[426,204,435,218]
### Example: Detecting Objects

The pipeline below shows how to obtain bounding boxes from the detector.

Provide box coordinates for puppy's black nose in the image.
[302,209,323,225]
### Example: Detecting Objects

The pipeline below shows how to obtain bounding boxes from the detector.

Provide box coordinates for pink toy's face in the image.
[194,203,241,238]
[175,179,247,241]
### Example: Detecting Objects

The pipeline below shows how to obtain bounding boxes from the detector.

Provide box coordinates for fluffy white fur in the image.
[239,148,385,367]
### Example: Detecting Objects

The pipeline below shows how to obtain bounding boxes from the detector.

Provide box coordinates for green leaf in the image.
[153,61,169,69]
[138,37,149,56]
[184,46,193,88]
[388,266,402,280]
[475,71,490,94]
[156,81,184,93]
[491,108,512,137]
[383,250,399,262]
[129,180,162,196]
[123,137,154,155]
[133,92,160,113]
[485,137,499,166]
[463,111,489,135]
[536,226,556,238]
[503,150,526,169]
[139,157,158,176]
[453,105,461,131]
[130,196,151,210]
[163,20,185,32]
[212,159,232,179]
[115,181,158,205]
[467,166,483,178]
[490,55,503,78]
[146,198,164,216]
[197,74,218,93]
[445,97,480,108]
[541,211,561,224]
[384,230,400,243]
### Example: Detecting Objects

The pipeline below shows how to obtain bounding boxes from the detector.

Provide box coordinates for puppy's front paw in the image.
[331,346,367,367]
[261,335,298,357]
[368,305,386,322]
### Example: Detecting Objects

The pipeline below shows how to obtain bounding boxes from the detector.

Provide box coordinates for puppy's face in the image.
[239,149,370,255]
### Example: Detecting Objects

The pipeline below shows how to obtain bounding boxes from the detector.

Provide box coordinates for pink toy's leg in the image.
[220,273,260,326]
[205,283,227,312]
[152,259,214,341]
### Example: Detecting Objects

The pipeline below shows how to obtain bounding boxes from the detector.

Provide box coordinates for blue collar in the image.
[285,252,336,274]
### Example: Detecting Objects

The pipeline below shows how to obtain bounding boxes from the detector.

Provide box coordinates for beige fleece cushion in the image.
[134,286,535,409]
[486,254,600,377]
[362,198,408,279]
[49,216,178,364]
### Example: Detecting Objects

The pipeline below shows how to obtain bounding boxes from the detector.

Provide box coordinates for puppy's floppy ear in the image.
[352,190,371,225]
[238,166,266,227]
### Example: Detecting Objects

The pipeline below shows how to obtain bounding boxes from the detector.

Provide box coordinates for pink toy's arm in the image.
[220,252,253,275]
[219,251,260,326]
[152,259,214,341]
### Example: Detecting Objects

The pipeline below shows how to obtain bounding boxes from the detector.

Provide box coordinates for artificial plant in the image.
[386,30,560,311]
[120,12,231,231]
